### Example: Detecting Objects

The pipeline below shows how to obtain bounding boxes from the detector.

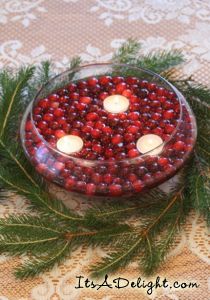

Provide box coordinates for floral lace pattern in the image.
[0,0,46,27]
[90,0,210,26]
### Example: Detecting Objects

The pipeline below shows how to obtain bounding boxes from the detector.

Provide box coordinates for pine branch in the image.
[112,39,141,64]
[0,67,35,139]
[186,161,210,226]
[90,188,185,278]
[136,50,185,74]
[15,241,71,279]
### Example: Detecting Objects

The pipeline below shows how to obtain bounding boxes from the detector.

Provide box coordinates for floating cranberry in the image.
[54,130,66,139]
[37,121,48,130]
[87,77,98,86]
[54,108,64,117]
[111,134,123,145]
[38,98,49,109]
[43,113,54,122]
[92,143,102,153]
[128,148,139,158]
[165,124,175,134]
[91,128,101,139]
[122,89,132,98]
[98,76,112,85]
[109,184,122,196]
[173,141,186,151]
[163,109,174,120]
[86,112,98,121]
[86,183,96,195]
[132,180,144,192]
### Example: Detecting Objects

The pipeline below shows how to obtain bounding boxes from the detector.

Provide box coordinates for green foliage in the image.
[0,41,209,279]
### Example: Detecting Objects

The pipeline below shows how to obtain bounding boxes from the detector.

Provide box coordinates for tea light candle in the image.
[57,135,83,154]
[103,95,129,113]
[136,134,164,155]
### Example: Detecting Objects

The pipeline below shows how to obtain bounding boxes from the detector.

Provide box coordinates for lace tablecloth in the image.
[0,1,209,299]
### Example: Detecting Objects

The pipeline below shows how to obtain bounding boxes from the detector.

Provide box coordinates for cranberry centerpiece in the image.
[20,64,197,197]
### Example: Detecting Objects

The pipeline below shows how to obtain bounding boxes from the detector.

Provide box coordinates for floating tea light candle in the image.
[103,95,130,113]
[56,135,83,154]
[136,134,164,156]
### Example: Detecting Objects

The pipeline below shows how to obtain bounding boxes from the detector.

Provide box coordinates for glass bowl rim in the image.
[24,62,187,165]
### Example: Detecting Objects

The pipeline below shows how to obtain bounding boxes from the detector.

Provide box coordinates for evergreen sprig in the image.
[0,40,209,279]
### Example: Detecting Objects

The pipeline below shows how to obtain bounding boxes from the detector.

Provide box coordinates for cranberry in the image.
[112,76,124,84]
[158,157,169,167]
[54,130,66,139]
[54,108,64,117]
[43,113,54,122]
[122,89,132,98]
[76,102,87,111]
[128,112,140,121]
[92,173,103,184]
[67,83,77,92]
[86,112,98,121]
[38,98,49,109]
[105,148,114,158]
[86,183,96,195]
[91,129,101,139]
[98,76,112,85]
[148,82,157,91]
[128,149,139,158]
[173,141,186,151]
[80,96,92,104]
[37,121,48,130]
[109,184,122,196]
[124,133,134,143]
[111,134,123,145]
[92,144,102,153]
[53,161,65,171]
[126,125,139,134]
[165,124,175,134]
[103,173,113,184]
[87,77,98,86]
[163,110,174,120]
[25,120,33,131]
[132,180,144,192]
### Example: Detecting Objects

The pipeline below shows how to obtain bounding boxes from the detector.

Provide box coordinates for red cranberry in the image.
[111,134,123,145]
[165,124,175,134]
[122,89,132,98]
[54,130,66,139]
[98,76,112,85]
[132,180,144,192]
[80,96,92,104]
[126,125,139,134]
[38,98,49,109]
[86,112,99,121]
[128,149,139,158]
[86,183,96,195]
[109,184,122,196]
[37,121,48,130]
[158,157,169,167]
[173,141,186,151]
[92,173,103,184]
[105,148,114,158]
[163,110,174,119]
[43,113,54,122]
[25,120,33,131]
[87,77,98,86]
[103,173,113,184]
[92,144,102,153]
[54,108,64,117]
[91,129,101,139]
